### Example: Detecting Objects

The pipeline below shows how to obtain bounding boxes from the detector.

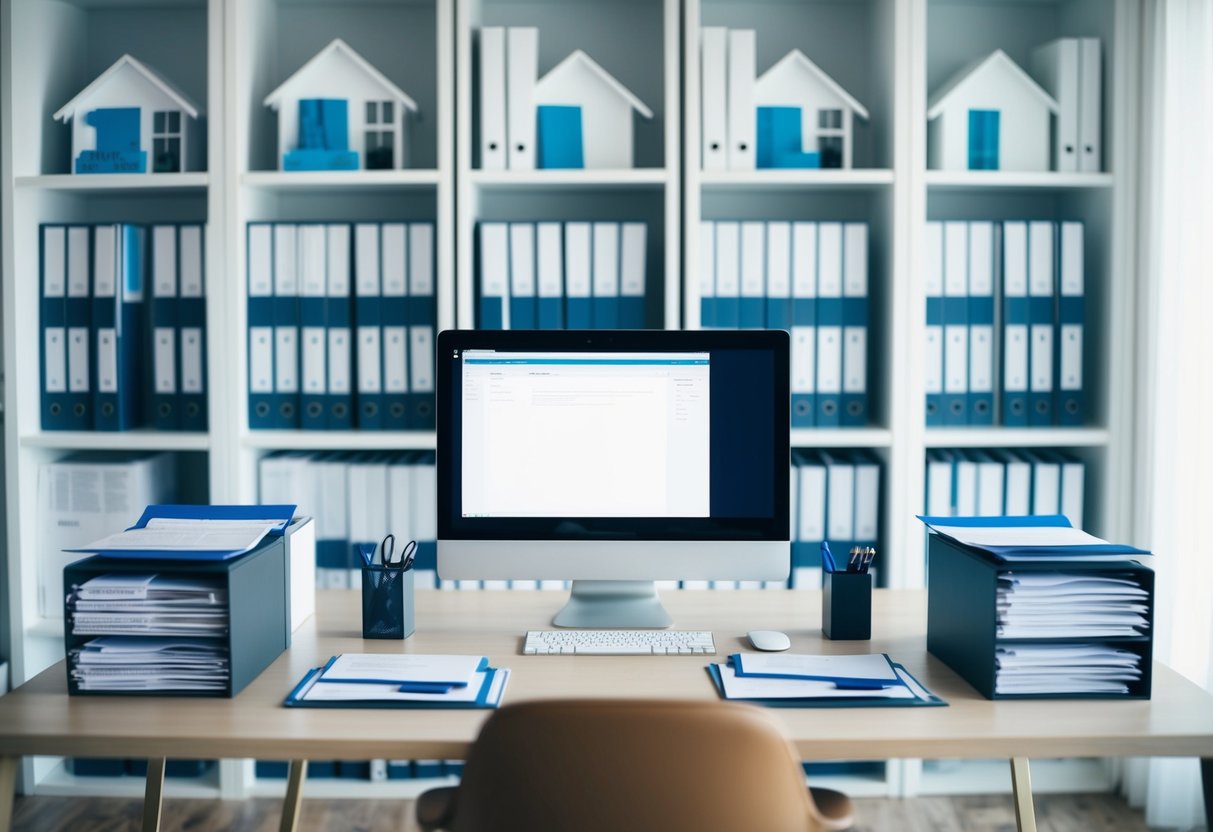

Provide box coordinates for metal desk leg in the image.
[280,760,308,832]
[1010,757,1037,832]
[142,757,166,832]
[0,756,18,832]
[1202,757,1212,832]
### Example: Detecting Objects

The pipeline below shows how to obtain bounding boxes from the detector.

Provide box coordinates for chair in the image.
[416,698,855,832]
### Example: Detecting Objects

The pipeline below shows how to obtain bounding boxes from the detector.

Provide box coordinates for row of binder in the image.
[701,220,869,428]
[924,448,1085,529]
[925,220,1084,427]
[789,449,881,590]
[40,224,207,432]
[478,221,648,330]
[247,222,436,431]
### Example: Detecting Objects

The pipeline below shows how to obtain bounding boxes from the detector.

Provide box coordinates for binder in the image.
[1032,39,1080,172]
[355,223,384,429]
[954,452,978,517]
[247,223,276,429]
[408,223,437,429]
[387,454,416,585]
[1001,221,1030,426]
[739,221,765,328]
[347,453,390,586]
[815,223,843,427]
[997,450,1032,516]
[942,221,968,426]
[853,450,880,552]
[536,222,564,329]
[1023,450,1060,515]
[790,222,816,427]
[478,222,510,330]
[700,27,728,171]
[619,222,646,328]
[726,29,756,170]
[591,222,620,329]
[765,221,792,332]
[316,452,351,588]
[564,222,592,329]
[178,225,206,432]
[412,452,439,588]
[298,224,328,431]
[1078,38,1102,173]
[1056,221,1084,425]
[924,221,945,427]
[66,225,93,430]
[973,450,1005,516]
[150,225,179,430]
[1028,221,1055,426]
[924,450,954,518]
[795,451,826,589]
[41,225,69,429]
[479,27,507,171]
[506,27,538,170]
[325,224,354,430]
[822,450,855,559]
[508,223,537,329]
[841,222,868,427]
[381,224,410,430]
[1057,452,1085,529]
[699,221,716,328]
[967,221,996,426]
[714,222,741,328]
[93,225,145,431]
[273,224,300,429]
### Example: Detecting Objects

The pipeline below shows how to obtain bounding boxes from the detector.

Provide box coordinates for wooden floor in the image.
[11,792,1150,831]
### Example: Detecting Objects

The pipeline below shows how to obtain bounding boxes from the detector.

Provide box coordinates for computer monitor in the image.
[437,329,790,628]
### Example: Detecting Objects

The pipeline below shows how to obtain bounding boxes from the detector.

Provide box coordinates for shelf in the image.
[700,169,894,190]
[923,428,1109,449]
[241,170,441,192]
[790,429,893,449]
[468,169,669,189]
[14,173,210,195]
[33,761,221,800]
[242,431,437,451]
[925,171,1114,191]
[19,431,212,452]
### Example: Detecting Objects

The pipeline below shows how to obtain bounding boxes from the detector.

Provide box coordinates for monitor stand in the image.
[552,580,673,629]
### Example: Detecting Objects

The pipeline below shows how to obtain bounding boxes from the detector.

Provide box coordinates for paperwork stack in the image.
[285,654,511,709]
[921,515,1153,699]
[708,653,944,708]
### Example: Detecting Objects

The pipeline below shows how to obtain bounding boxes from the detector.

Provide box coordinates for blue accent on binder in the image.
[1028,292,1054,428]
[841,285,867,429]
[790,294,815,429]
[536,106,584,169]
[816,305,842,429]
[247,225,276,430]
[917,514,1150,560]
[300,294,327,432]
[508,282,536,329]
[943,291,968,427]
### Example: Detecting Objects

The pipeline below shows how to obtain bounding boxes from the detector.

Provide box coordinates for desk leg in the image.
[142,757,166,832]
[280,760,308,832]
[1201,757,1212,831]
[0,756,18,832]
[1010,758,1037,832]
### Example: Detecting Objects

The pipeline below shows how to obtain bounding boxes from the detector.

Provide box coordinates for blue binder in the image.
[247,223,276,430]
[739,221,765,328]
[355,223,383,429]
[178,225,207,432]
[790,222,816,428]
[619,222,647,328]
[273,224,300,429]
[966,222,996,426]
[591,223,620,329]
[699,221,717,329]
[815,223,843,427]
[298,224,328,431]
[41,225,70,429]
[508,223,537,330]
[380,223,410,430]
[408,223,437,430]
[841,223,868,427]
[1056,221,1084,426]
[714,222,740,328]
[535,222,564,329]
[764,222,792,332]
[1001,222,1030,427]
[150,225,180,430]
[326,224,354,430]
[941,222,968,426]
[1027,221,1055,426]
[924,222,944,427]
[65,225,93,430]
[93,224,146,431]
[564,222,593,329]
[478,223,509,330]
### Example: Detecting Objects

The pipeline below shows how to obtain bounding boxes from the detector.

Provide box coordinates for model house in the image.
[753,49,869,169]
[263,38,418,171]
[533,50,653,169]
[53,54,201,174]
[927,49,1059,171]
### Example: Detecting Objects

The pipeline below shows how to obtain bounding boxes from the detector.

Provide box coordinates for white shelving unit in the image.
[0,0,1143,803]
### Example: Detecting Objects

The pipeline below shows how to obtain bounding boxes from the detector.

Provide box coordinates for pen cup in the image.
[361,565,415,640]
[822,571,871,640]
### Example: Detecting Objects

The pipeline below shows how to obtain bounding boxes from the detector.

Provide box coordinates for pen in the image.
[358,543,374,569]
[821,541,837,573]
[848,546,863,572]
[862,547,876,574]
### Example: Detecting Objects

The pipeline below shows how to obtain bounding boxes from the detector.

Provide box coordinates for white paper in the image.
[733,652,898,682]
[931,524,1113,549]
[322,654,485,685]
[72,519,278,554]
[716,664,914,700]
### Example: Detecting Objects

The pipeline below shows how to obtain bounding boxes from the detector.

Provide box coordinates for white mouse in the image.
[747,630,791,652]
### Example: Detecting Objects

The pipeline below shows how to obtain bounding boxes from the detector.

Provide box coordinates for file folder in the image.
[478,222,509,330]
[967,221,996,426]
[479,27,507,171]
[841,223,868,427]
[972,450,1004,516]
[508,223,537,329]
[698,221,716,329]
[942,222,968,426]
[316,452,351,588]
[66,225,93,430]
[954,452,977,517]
[355,223,384,429]
[924,450,954,519]
[815,223,843,427]
[714,222,741,328]
[536,222,564,329]
[619,222,647,328]
[506,27,538,171]
[1023,450,1060,515]
[1001,221,1030,426]
[1028,221,1055,426]
[765,221,792,332]
[726,29,756,170]
[326,224,354,430]
[381,224,410,430]
[150,225,179,430]
[564,222,592,329]
[93,224,145,431]
[924,221,944,427]
[1056,221,1084,425]
[41,225,69,429]
[739,221,765,328]
[591,222,620,329]
[247,224,276,429]
[1032,39,1080,173]
[1057,452,1085,529]
[997,449,1032,516]
[408,223,436,429]
[795,451,826,588]
[178,225,206,432]
[298,224,328,431]
[1078,38,1102,173]
[700,27,728,171]
[790,222,816,428]
[273,224,300,429]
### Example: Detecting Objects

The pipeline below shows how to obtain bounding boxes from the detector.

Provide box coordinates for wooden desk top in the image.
[1,590,1211,761]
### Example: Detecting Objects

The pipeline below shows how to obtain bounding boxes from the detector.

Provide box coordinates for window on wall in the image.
[365,101,395,169]
[152,110,182,172]
[816,109,845,168]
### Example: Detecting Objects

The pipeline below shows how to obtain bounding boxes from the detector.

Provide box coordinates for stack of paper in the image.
[68,574,228,636]
[708,653,944,708]
[286,654,511,710]
[995,644,1142,695]
[996,573,1150,639]
[69,636,229,692]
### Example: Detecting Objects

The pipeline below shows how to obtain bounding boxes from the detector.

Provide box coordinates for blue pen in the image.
[358,543,375,569]
[821,541,837,573]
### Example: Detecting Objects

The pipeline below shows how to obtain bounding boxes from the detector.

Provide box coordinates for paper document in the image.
[994,644,1143,695]
[941,525,1111,549]
[319,654,486,686]
[71,519,279,555]
[731,652,899,684]
[714,663,914,700]
[70,636,230,692]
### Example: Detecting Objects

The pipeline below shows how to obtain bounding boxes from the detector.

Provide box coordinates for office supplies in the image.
[820,541,837,574]
[298,223,328,430]
[699,220,717,328]
[619,222,647,328]
[41,225,69,429]
[823,561,871,640]
[1032,39,1080,172]
[478,27,507,171]
[93,223,146,431]
[739,221,765,328]
[326,223,354,429]
[68,503,296,560]
[967,221,996,425]
[362,559,414,639]
[285,656,509,708]
[792,452,825,588]
[355,222,384,426]
[381,223,410,430]
[1056,451,1085,528]
[272,224,300,428]
[709,654,943,707]
[942,221,968,425]
[746,630,790,652]
[591,222,620,328]
[564,222,592,329]
[790,222,817,427]
[1028,221,1055,425]
[247,223,276,429]
[815,223,843,426]
[66,225,92,430]
[700,27,728,171]
[177,224,207,431]
[841,222,868,426]
[973,449,1004,516]
[523,630,716,655]
[924,221,944,426]
[1057,221,1084,425]
[764,221,792,331]
[508,222,537,329]
[506,27,538,170]
[714,221,741,327]
[1001,221,1030,426]
[478,222,510,330]
[997,449,1032,515]
[536,222,564,329]
[1078,38,1102,172]
[726,29,756,170]
[151,225,180,430]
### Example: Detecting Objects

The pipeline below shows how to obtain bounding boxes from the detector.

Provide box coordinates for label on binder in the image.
[97,330,118,393]
[384,327,408,393]
[275,328,298,393]
[181,328,203,394]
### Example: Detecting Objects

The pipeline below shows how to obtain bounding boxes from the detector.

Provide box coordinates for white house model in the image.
[263,38,418,171]
[927,49,1059,172]
[754,49,869,170]
[534,50,653,170]
[53,54,201,175]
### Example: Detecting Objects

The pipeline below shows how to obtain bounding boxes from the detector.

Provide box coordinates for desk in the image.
[1,590,1211,832]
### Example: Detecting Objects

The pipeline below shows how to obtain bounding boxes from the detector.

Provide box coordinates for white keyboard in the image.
[523,630,716,655]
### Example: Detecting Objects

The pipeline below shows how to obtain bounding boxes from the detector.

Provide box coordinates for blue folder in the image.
[284,661,508,709]
[706,662,945,708]
[67,504,297,560]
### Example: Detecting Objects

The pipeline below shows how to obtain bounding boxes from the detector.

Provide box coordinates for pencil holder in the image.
[822,571,871,640]
[361,566,415,639]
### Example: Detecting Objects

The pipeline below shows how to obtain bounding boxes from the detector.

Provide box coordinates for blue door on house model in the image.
[284,98,359,170]
[967,109,1000,170]
[76,107,146,173]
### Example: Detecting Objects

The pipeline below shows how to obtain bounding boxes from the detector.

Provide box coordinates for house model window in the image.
[817,108,845,168]
[365,100,395,169]
[152,110,182,172]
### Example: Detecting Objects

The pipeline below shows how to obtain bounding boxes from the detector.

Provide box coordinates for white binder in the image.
[506,27,538,170]
[700,27,728,171]
[479,27,508,170]
[726,29,756,170]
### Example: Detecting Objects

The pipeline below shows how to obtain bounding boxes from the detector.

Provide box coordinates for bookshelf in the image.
[0,0,1141,803]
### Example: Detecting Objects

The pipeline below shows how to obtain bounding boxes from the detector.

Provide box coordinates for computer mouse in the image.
[747,630,791,652]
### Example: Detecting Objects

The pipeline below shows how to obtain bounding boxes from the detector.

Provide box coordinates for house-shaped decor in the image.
[533,50,653,170]
[753,49,869,170]
[927,49,1059,172]
[53,55,201,174]
[263,38,418,171]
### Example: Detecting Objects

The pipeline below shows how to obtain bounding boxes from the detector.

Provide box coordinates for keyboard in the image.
[523,630,716,655]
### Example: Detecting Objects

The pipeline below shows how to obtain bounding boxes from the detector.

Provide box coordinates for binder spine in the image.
[1001,221,1030,427]
[535,222,565,330]
[815,223,843,427]
[699,221,716,329]
[326,224,354,430]
[967,222,996,427]
[408,223,437,430]
[564,222,592,329]
[298,224,328,431]
[942,221,968,426]
[178,225,206,431]
[65,225,93,430]
[1027,221,1055,426]
[247,223,277,430]
[790,222,816,428]
[841,223,868,427]
[619,222,647,329]
[380,223,410,430]
[273,224,301,429]
[355,223,383,429]
[738,221,765,328]
[41,225,69,430]
[591,222,620,329]
[1056,221,1084,426]
[91,225,121,431]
